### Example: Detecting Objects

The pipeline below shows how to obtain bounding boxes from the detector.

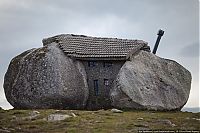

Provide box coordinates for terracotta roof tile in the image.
[42,34,149,59]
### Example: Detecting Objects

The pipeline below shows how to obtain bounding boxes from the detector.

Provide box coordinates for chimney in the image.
[152,29,164,54]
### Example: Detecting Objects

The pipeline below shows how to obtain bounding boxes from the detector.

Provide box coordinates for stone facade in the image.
[82,60,125,110]
[42,34,150,110]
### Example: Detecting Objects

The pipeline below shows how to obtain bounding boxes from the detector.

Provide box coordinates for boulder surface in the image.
[4,43,88,109]
[111,51,191,111]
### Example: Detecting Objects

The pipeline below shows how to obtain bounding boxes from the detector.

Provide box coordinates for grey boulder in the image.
[111,51,191,111]
[4,43,88,109]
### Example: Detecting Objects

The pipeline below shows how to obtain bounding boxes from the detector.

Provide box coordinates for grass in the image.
[0,109,199,133]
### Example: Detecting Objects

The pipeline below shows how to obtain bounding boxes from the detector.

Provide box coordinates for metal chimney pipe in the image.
[152,29,164,54]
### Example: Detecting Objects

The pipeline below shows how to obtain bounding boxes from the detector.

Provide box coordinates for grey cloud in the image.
[180,42,199,57]
[0,0,199,109]
[0,98,13,109]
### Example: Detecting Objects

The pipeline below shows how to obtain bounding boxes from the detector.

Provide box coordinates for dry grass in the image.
[0,109,199,133]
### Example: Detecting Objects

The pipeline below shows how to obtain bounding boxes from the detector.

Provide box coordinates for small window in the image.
[94,80,99,96]
[103,62,112,67]
[104,79,109,86]
[88,61,97,67]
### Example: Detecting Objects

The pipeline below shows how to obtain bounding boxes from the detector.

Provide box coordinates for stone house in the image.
[42,34,150,109]
[4,33,191,111]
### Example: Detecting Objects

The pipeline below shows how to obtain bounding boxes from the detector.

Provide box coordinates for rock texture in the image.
[4,43,88,109]
[111,51,191,111]
[4,40,192,111]
[47,114,72,122]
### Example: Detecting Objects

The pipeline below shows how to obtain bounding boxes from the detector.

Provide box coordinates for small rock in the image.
[47,114,72,122]
[185,117,190,120]
[71,113,77,117]
[171,123,176,127]
[29,110,40,120]
[111,109,123,113]
[12,116,17,119]
[16,127,21,130]
[0,129,10,133]
[137,117,144,120]
[157,119,172,125]
[29,110,40,115]
[0,127,11,133]
[192,118,200,121]
[95,120,104,123]
[156,119,176,127]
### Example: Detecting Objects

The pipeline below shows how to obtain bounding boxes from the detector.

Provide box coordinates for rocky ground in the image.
[0,108,199,133]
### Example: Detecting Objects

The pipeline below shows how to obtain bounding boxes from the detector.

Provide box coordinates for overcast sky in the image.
[0,0,199,109]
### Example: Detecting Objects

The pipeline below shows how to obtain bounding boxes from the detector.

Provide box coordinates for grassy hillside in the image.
[0,109,199,133]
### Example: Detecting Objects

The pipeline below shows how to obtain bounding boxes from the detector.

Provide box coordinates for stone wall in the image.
[81,60,125,110]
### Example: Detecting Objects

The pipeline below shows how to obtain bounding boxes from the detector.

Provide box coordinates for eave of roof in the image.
[42,34,150,60]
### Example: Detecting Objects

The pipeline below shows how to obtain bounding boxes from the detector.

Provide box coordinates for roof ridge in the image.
[42,34,147,45]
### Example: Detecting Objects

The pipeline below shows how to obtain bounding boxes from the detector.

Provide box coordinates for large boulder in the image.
[4,43,88,109]
[111,51,191,111]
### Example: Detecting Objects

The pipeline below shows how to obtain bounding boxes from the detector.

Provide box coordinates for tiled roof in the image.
[42,34,150,60]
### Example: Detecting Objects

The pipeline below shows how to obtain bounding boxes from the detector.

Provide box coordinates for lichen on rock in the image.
[110,51,192,111]
[4,43,88,109]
